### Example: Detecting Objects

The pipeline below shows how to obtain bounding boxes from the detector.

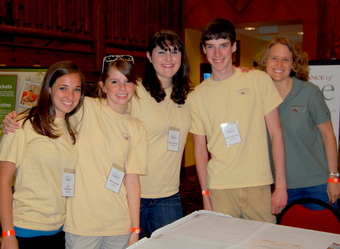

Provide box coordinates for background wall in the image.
[239,35,267,69]
[184,28,204,167]
[0,0,182,81]
[181,0,318,59]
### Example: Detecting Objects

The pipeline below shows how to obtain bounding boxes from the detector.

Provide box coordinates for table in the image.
[128,210,340,249]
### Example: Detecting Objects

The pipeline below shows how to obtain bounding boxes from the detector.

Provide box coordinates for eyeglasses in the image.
[101,55,134,73]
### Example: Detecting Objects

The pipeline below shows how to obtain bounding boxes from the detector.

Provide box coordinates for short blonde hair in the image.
[257,37,309,81]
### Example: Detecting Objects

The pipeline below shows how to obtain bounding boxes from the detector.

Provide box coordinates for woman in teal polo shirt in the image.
[257,37,340,210]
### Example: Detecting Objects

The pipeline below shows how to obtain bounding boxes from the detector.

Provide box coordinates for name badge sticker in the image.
[62,169,75,197]
[105,164,125,194]
[168,126,180,152]
[220,121,242,147]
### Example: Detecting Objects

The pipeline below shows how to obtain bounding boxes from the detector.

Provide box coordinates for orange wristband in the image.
[202,190,209,195]
[328,178,339,183]
[131,227,141,234]
[2,230,15,237]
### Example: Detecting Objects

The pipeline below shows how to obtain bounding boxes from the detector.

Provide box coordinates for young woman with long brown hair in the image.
[0,61,85,249]
[130,30,192,238]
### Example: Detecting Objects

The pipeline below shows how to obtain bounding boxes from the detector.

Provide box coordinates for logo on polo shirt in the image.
[237,88,250,96]
[290,105,306,113]
[123,132,132,142]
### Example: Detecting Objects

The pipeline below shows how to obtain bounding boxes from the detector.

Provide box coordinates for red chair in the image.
[277,198,340,234]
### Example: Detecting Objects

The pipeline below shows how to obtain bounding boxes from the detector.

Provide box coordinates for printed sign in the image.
[310,64,340,147]
[19,81,40,108]
[0,75,17,140]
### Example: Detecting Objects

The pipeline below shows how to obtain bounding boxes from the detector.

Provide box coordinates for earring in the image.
[149,59,152,63]
[103,89,106,93]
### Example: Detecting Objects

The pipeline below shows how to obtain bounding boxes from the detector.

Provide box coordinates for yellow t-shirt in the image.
[63,97,148,236]
[0,117,75,231]
[130,81,191,198]
[189,69,282,189]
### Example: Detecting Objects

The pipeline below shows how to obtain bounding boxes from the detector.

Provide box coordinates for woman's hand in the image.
[238,66,255,73]
[0,162,18,249]
[327,181,340,204]
[3,111,19,134]
[1,235,19,249]
[125,174,141,246]
[318,121,339,205]
[128,232,139,246]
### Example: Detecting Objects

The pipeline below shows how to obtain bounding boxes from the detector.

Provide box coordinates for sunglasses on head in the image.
[101,55,134,73]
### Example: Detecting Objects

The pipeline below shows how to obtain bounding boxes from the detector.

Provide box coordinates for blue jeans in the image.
[287,183,338,211]
[139,192,183,239]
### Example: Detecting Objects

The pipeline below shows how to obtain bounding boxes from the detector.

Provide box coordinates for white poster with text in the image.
[310,64,340,148]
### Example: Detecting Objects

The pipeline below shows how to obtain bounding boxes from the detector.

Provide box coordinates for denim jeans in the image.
[139,192,183,239]
[287,183,338,211]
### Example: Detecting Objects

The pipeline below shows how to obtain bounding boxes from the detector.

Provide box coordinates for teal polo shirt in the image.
[270,77,330,189]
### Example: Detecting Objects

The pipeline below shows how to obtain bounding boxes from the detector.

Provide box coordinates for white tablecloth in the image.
[128,210,340,249]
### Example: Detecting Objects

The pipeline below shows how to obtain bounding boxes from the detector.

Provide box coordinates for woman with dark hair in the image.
[63,57,147,249]
[0,61,85,249]
[130,30,192,238]
[257,37,340,210]
[142,30,191,104]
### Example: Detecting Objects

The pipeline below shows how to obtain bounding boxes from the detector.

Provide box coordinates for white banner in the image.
[309,64,340,148]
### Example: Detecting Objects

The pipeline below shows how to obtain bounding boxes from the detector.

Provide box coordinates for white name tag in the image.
[168,127,180,152]
[105,164,125,194]
[220,121,242,147]
[62,169,75,197]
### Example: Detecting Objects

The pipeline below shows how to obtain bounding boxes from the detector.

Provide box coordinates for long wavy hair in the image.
[142,30,192,104]
[257,37,309,81]
[20,61,85,144]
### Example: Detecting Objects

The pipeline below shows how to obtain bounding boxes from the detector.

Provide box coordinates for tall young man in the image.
[189,18,287,222]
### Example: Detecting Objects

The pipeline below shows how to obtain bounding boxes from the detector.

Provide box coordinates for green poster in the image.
[0,75,17,140]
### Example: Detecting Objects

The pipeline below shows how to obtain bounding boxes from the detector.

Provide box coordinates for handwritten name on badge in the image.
[168,127,180,152]
[105,165,125,194]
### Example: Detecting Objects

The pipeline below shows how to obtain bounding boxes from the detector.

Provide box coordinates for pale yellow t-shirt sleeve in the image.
[126,121,148,175]
[69,97,86,128]
[0,120,27,167]
[188,93,206,136]
[259,73,282,115]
